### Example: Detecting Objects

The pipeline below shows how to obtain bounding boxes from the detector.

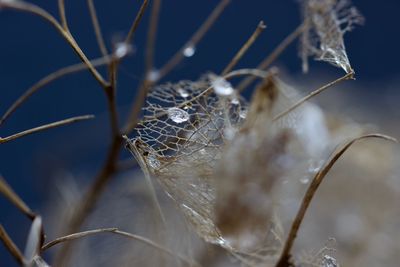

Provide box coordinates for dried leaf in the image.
[300,0,364,73]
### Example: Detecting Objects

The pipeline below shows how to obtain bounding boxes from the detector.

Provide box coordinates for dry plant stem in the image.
[124,0,150,45]
[87,0,108,57]
[145,0,161,74]
[0,225,24,265]
[0,1,108,88]
[124,0,230,134]
[57,0,68,30]
[221,20,266,75]
[0,176,36,219]
[54,135,124,265]
[157,0,231,80]
[275,134,397,267]
[273,71,354,121]
[237,23,306,92]
[43,228,199,266]
[42,228,118,250]
[0,115,94,144]
[0,56,111,126]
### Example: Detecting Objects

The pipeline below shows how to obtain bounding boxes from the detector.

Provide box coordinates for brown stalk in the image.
[87,0,108,57]
[54,2,150,264]
[43,228,199,266]
[57,0,68,30]
[0,115,94,144]
[0,1,108,88]
[275,134,397,267]
[0,176,36,219]
[125,0,150,45]
[0,56,111,127]
[0,225,25,265]
[237,23,306,92]
[221,20,266,75]
[157,0,231,80]
[273,71,354,122]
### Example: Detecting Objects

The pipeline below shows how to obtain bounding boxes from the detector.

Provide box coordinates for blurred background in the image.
[1,0,400,266]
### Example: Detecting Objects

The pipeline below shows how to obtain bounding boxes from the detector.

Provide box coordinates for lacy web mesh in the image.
[300,0,364,73]
[127,73,248,247]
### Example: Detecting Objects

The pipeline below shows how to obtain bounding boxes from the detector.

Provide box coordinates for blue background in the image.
[1,0,400,265]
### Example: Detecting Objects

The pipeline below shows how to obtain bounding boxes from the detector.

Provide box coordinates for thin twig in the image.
[43,228,199,266]
[145,0,162,74]
[0,176,36,219]
[237,23,306,92]
[273,71,354,121]
[158,0,231,80]
[125,0,150,45]
[275,134,397,267]
[57,0,68,30]
[0,56,111,126]
[0,115,95,144]
[123,0,231,134]
[221,20,266,75]
[0,1,108,88]
[0,225,25,265]
[87,0,108,57]
[54,135,124,265]
[42,228,118,250]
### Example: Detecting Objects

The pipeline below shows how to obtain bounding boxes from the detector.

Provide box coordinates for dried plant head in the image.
[300,0,364,73]
[125,73,248,247]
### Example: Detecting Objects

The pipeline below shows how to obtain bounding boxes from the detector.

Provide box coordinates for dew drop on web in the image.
[167,107,190,123]
[177,88,189,98]
[212,77,234,96]
[147,154,161,169]
[322,255,339,267]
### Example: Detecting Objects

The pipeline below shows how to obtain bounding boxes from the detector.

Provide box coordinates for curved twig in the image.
[275,134,397,267]
[273,71,354,122]
[0,56,110,126]
[0,115,95,144]
[237,23,306,92]
[42,228,199,266]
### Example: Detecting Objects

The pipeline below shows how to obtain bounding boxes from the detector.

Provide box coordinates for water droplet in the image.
[177,88,189,98]
[212,77,234,96]
[231,97,240,105]
[300,177,309,184]
[147,154,161,169]
[322,255,339,267]
[147,69,160,82]
[239,109,247,119]
[114,42,132,58]
[183,45,196,57]
[308,159,323,173]
[167,107,190,123]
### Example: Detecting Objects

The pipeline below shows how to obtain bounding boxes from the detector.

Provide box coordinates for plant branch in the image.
[0,115,95,144]
[237,23,306,92]
[125,0,150,45]
[0,225,24,265]
[0,176,36,219]
[54,134,124,265]
[43,228,199,266]
[0,56,111,127]
[87,0,108,57]
[273,71,354,122]
[0,1,108,88]
[57,0,68,30]
[157,0,231,80]
[275,134,397,267]
[221,20,266,75]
